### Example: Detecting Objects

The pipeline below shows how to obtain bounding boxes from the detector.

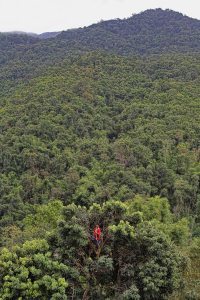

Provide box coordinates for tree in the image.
[0,239,68,299]
[49,200,183,299]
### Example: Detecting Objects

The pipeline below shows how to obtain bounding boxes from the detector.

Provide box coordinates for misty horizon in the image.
[1,0,200,34]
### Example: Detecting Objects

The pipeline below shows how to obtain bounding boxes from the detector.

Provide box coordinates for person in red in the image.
[93,225,101,246]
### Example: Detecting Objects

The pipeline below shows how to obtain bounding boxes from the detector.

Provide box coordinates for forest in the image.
[0,8,200,300]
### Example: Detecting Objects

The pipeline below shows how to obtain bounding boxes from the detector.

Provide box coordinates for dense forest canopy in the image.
[0,8,200,299]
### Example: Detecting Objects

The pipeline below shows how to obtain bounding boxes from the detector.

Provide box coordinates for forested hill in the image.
[0,52,200,298]
[1,8,200,62]
[58,9,200,55]
[0,8,200,300]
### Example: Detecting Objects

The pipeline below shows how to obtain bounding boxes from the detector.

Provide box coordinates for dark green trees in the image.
[0,52,199,229]
[0,15,200,298]
[48,199,183,299]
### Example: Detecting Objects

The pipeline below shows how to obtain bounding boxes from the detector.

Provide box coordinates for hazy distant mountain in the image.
[4,31,38,37]
[1,31,60,39]
[38,31,61,39]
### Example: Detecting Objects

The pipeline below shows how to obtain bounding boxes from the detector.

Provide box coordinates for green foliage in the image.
[1,9,200,66]
[0,200,63,249]
[0,52,199,228]
[170,239,200,299]
[48,200,183,299]
[0,239,68,299]
[127,195,172,223]
[0,10,200,298]
[23,200,63,240]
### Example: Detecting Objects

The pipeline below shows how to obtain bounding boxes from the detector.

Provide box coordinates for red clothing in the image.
[93,227,101,241]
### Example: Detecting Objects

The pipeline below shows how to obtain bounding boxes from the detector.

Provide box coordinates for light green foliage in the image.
[127,195,172,223]
[109,220,135,239]
[23,200,63,240]
[170,238,200,299]
[0,201,63,248]
[169,218,190,245]
[0,240,68,299]
[189,238,200,258]
[122,284,141,300]
[127,195,190,245]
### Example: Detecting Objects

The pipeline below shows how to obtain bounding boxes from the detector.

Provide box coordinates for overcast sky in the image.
[0,0,200,33]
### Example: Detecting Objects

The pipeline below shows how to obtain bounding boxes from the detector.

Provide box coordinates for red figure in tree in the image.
[93,225,101,245]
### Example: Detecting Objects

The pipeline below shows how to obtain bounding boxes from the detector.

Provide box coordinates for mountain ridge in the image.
[1,8,200,38]
[0,9,200,57]
[55,8,200,55]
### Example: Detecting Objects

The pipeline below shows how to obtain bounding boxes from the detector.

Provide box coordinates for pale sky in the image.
[0,0,200,34]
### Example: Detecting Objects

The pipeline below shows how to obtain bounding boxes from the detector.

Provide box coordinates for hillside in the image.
[0,8,200,96]
[0,51,200,298]
[58,8,200,55]
[0,8,200,69]
[0,8,200,300]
